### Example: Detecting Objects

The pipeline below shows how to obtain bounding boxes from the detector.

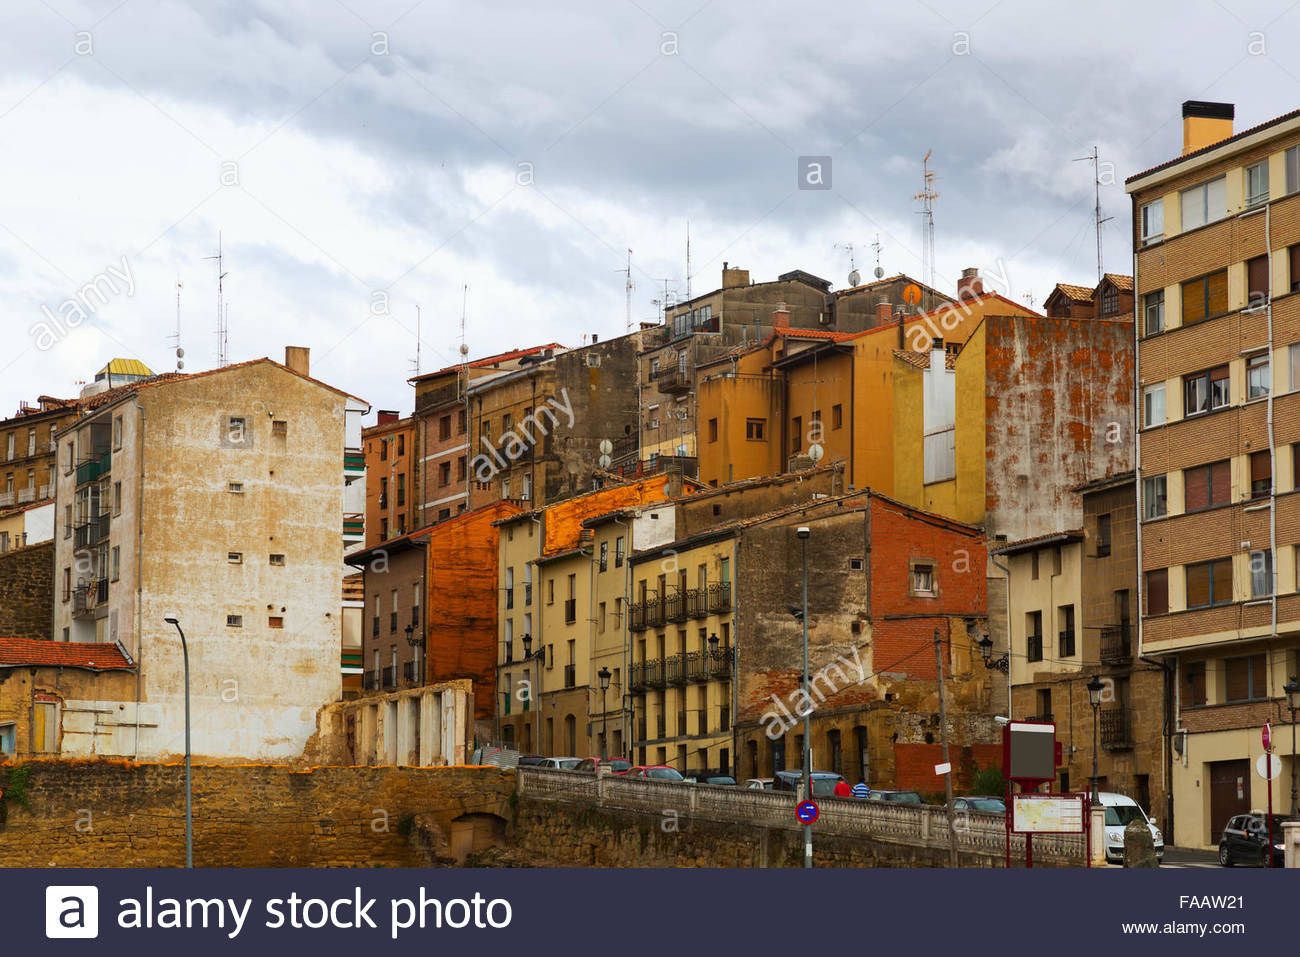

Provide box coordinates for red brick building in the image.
[362,410,417,546]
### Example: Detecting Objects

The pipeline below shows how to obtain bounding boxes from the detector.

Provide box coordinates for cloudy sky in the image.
[2,0,1298,418]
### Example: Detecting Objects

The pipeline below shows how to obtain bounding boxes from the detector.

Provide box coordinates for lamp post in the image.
[977,634,1009,673]
[162,614,192,869]
[404,623,423,685]
[522,633,536,751]
[598,666,611,760]
[1087,675,1104,806]
[797,526,811,870]
[1285,675,1300,817]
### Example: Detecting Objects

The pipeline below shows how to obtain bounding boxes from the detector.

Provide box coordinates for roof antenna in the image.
[167,276,186,370]
[871,234,884,279]
[685,223,692,300]
[203,232,229,366]
[409,304,422,376]
[835,242,860,287]
[914,152,938,291]
[1073,145,1113,283]
[619,249,634,333]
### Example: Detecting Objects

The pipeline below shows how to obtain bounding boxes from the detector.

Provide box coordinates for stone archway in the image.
[448,812,507,864]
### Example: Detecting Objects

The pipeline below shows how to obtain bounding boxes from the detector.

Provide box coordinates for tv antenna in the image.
[650,278,678,322]
[617,249,634,332]
[1073,145,1113,283]
[166,276,186,370]
[458,285,469,366]
[685,223,692,299]
[409,304,422,376]
[914,152,938,291]
[203,232,229,366]
[871,235,884,279]
[835,242,860,287]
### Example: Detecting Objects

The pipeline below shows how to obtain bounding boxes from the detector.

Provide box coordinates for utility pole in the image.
[933,626,959,868]
[798,526,812,869]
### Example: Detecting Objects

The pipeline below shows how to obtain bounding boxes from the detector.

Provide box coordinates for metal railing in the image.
[1058,629,1075,658]
[665,653,686,685]
[629,602,648,631]
[516,768,1085,866]
[645,597,666,629]
[381,666,397,689]
[1100,708,1133,749]
[1026,634,1043,662]
[705,582,732,614]
[666,590,687,622]
[1099,624,1132,664]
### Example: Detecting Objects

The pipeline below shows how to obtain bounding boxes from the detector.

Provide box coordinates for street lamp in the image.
[1284,675,1300,817]
[797,525,812,870]
[1087,674,1104,806]
[598,666,612,760]
[977,634,1009,673]
[404,622,423,685]
[522,633,536,747]
[162,614,192,869]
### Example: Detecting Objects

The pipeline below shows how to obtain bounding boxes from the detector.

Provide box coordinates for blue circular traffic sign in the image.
[796,799,820,824]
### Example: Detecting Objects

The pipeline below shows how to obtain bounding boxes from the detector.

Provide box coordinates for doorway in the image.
[1208,759,1251,841]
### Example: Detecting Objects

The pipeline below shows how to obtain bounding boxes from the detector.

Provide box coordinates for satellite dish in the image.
[598,454,611,469]
[808,443,824,464]
[874,265,885,279]
[176,360,185,370]
[599,439,613,456]
[848,269,861,287]
[459,343,469,356]
[176,347,185,358]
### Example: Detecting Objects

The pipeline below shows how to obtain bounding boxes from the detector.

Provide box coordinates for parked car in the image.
[867,789,924,804]
[628,765,686,782]
[536,756,582,770]
[1097,792,1164,864]
[1219,812,1294,867]
[772,770,846,796]
[683,772,737,786]
[743,778,774,790]
[953,796,1006,813]
[573,757,632,775]
[516,754,547,768]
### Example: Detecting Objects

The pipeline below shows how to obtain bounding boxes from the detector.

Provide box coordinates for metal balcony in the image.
[629,601,648,631]
[1100,708,1134,749]
[381,665,397,689]
[666,590,687,622]
[1099,624,1133,664]
[665,653,687,685]
[651,366,691,395]
[75,451,110,486]
[705,582,732,614]
[642,658,665,690]
[645,596,666,629]
[685,588,706,618]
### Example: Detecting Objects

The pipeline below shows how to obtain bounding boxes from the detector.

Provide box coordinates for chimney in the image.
[957,268,983,300]
[284,346,310,376]
[377,410,399,425]
[722,263,750,289]
[1182,101,1234,156]
[773,305,790,328]
[930,337,945,373]
[876,301,894,323]
[591,333,599,344]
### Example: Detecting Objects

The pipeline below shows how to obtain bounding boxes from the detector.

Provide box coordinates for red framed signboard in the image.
[1011,793,1088,835]
[1003,721,1057,783]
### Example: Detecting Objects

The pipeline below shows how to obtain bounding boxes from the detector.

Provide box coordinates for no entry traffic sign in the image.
[796,800,820,824]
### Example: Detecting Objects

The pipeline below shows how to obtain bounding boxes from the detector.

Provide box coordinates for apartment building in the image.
[1,392,85,511]
[362,410,417,544]
[1128,100,1300,847]
[49,349,362,761]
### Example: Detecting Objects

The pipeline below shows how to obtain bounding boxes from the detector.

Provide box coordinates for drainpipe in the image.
[730,535,739,778]
[614,515,632,760]
[1263,203,1278,669]
[132,397,147,758]
[989,553,1012,718]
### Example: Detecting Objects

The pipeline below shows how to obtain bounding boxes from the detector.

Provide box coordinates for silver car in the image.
[537,756,582,770]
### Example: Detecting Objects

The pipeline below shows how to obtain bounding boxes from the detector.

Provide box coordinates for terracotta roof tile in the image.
[1102,273,1134,292]
[1126,107,1300,184]
[0,636,133,671]
[411,343,567,382]
[892,349,956,370]
[1052,283,1095,303]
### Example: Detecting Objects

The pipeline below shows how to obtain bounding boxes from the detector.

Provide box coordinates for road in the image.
[1161,846,1220,869]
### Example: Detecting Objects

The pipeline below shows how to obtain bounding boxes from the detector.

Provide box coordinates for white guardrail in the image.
[517,767,1085,865]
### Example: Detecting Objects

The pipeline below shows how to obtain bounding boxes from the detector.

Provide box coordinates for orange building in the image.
[362,410,417,545]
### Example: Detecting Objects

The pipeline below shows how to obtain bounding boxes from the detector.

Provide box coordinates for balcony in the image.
[363,670,380,691]
[0,492,12,508]
[641,658,665,690]
[38,484,50,500]
[1100,707,1134,749]
[666,590,687,622]
[381,666,397,689]
[665,653,687,685]
[564,598,576,624]
[685,651,709,682]
[645,596,666,629]
[1099,624,1133,664]
[707,647,733,680]
[71,578,107,619]
[629,601,648,632]
[1025,713,1054,724]
[685,588,706,618]
[651,365,692,395]
[1058,629,1075,658]
[705,582,732,614]
[1026,634,1043,663]
[75,451,111,486]
[402,660,417,684]
[17,487,35,504]
[74,522,93,549]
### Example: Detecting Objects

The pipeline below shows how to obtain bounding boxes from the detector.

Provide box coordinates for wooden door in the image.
[1208,759,1251,840]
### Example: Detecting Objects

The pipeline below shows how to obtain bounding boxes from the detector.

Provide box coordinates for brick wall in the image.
[893,742,1003,793]
[0,541,52,640]
[0,760,512,867]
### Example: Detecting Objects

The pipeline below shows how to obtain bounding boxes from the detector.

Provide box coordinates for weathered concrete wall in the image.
[308,679,473,767]
[0,541,53,640]
[0,664,136,757]
[0,760,512,867]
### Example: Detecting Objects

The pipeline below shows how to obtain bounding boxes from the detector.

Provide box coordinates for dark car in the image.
[683,772,737,786]
[868,789,925,804]
[1219,812,1295,867]
[573,757,632,775]
[773,770,846,797]
[954,796,1006,813]
[628,765,686,782]
[516,754,547,768]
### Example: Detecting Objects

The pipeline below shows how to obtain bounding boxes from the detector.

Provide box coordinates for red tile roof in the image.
[892,349,957,370]
[1102,273,1134,292]
[0,636,133,671]
[411,343,567,382]
[776,327,855,341]
[1050,283,1095,304]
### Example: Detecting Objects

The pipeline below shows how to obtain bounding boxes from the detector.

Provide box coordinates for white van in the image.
[1097,792,1163,864]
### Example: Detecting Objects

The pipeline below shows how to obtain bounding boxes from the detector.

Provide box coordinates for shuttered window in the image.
[1186,662,1207,706]
[1247,255,1269,306]
[1291,245,1300,293]
[1186,557,1233,609]
[1250,450,1271,499]
[1225,655,1266,702]
[1184,460,1231,511]
[1145,568,1169,615]
[1182,270,1228,324]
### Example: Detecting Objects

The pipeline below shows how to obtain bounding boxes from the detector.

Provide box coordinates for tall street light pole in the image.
[798,526,812,870]
[1087,675,1104,807]
[1285,675,1300,817]
[163,614,192,869]
[933,627,959,867]
[598,666,611,760]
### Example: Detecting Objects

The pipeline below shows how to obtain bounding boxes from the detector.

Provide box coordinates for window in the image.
[380,518,388,539]
[599,541,607,572]
[113,481,121,516]
[831,404,843,429]
[791,417,802,453]
[1180,176,1226,230]
[64,504,72,537]
[1293,246,1300,294]
[1184,460,1231,511]
[1031,551,1040,580]
[227,551,243,563]
[457,456,467,481]
[1250,549,1273,598]
[1145,569,1169,615]
[1184,662,1207,706]
[1143,475,1167,520]
[1100,285,1119,317]
[269,553,285,566]
[615,536,625,567]
[1140,199,1163,245]
[226,615,243,627]
[110,546,120,581]
[439,461,451,486]
[1181,270,1228,325]
[62,567,71,601]
[1183,365,1230,416]
[707,418,718,443]
[397,473,405,506]
[268,616,284,629]
[1096,514,1111,557]
[1142,290,1164,336]
[909,561,937,597]
[457,409,466,433]
[1225,655,1266,702]
[547,579,554,605]
[1185,557,1233,609]
[397,434,405,456]
[272,419,287,438]
[746,418,765,441]
[1058,605,1076,657]
[1250,450,1271,499]
[227,482,244,494]
[1247,351,1270,398]
[112,416,122,450]
[1026,611,1043,662]
[1245,160,1269,207]
[1142,384,1165,427]
[1245,255,1270,310]
[1288,145,1300,194]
